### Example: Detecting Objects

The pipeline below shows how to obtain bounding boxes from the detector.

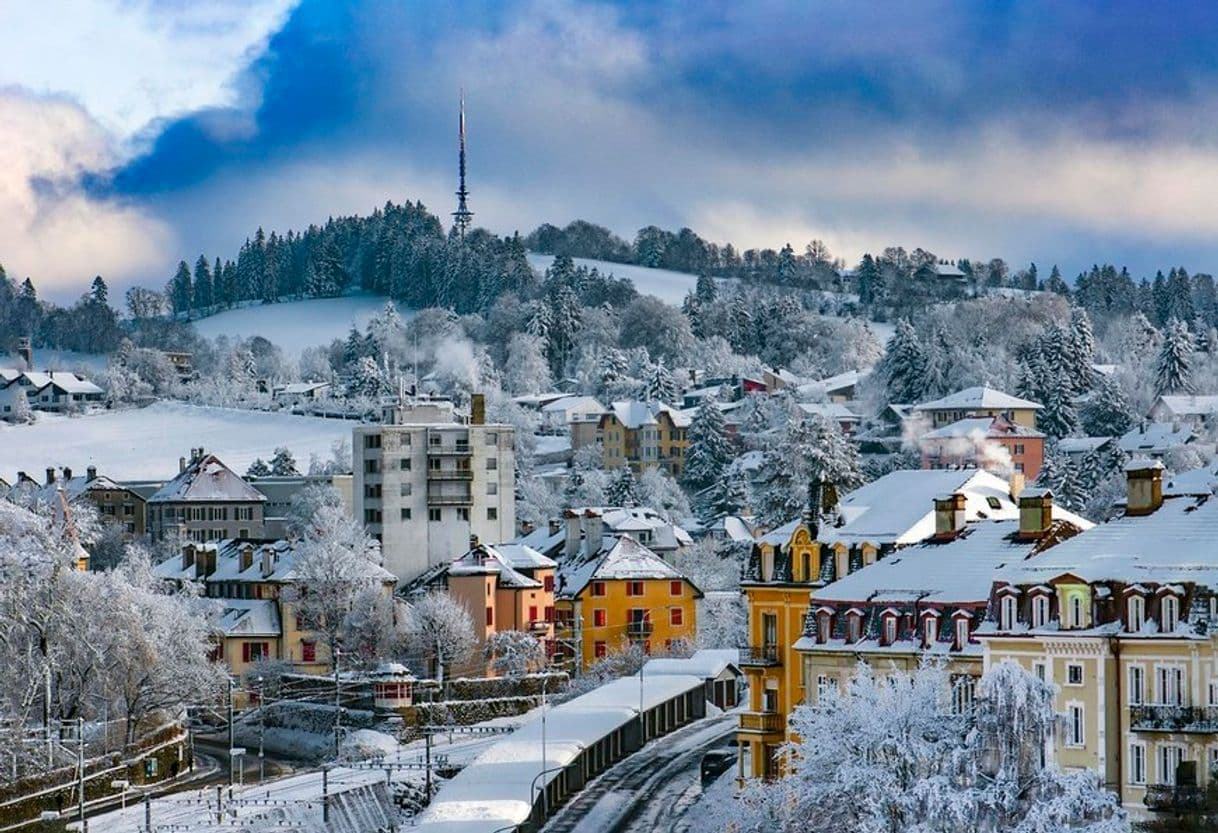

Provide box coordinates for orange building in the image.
[919,414,1046,480]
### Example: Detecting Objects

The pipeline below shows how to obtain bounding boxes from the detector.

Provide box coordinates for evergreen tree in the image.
[1080,375,1133,437]
[606,467,640,507]
[1155,318,1195,396]
[683,398,734,490]
[193,255,213,311]
[270,447,299,476]
[694,274,717,306]
[856,253,882,306]
[710,469,750,518]
[1044,264,1070,296]
[246,458,271,478]
[881,319,927,404]
[754,414,861,528]
[89,275,108,305]
[1038,370,1080,439]
[642,360,677,404]
[1066,306,1097,394]
[167,260,192,316]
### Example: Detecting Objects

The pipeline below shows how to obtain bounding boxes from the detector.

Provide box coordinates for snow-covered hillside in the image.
[193,294,395,354]
[527,253,700,304]
[0,402,354,482]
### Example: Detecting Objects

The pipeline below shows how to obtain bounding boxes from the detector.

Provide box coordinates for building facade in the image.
[352,396,516,584]
[913,386,1042,430]
[147,449,267,542]
[598,401,691,477]
[919,413,1046,479]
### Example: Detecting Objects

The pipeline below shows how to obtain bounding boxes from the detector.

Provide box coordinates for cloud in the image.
[0,92,173,290]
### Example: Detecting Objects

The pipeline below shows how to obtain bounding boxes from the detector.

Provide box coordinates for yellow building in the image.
[912,385,1043,430]
[155,539,397,678]
[554,531,701,671]
[737,468,1033,779]
[980,459,1218,819]
[599,400,691,477]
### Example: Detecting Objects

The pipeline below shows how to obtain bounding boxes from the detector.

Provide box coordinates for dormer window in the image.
[847,612,862,644]
[954,615,971,651]
[1031,595,1049,629]
[1128,596,1146,633]
[923,616,938,647]
[999,596,1017,630]
[761,549,774,582]
[817,610,832,645]
[1161,595,1180,633]
[882,613,898,646]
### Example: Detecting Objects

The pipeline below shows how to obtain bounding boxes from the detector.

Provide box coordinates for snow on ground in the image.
[527,254,700,305]
[192,294,396,354]
[0,401,354,483]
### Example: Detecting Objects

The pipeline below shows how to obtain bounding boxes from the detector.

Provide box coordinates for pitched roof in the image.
[1154,395,1218,418]
[154,537,395,585]
[796,402,861,422]
[922,415,1044,439]
[1118,422,1194,454]
[219,599,281,637]
[914,386,1042,412]
[1057,436,1114,455]
[607,400,691,429]
[149,454,266,503]
[448,544,551,589]
[556,535,698,599]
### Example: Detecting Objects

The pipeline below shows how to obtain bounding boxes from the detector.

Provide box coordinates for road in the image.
[541,714,736,833]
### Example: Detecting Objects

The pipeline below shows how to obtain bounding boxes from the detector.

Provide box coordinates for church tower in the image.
[452,92,474,238]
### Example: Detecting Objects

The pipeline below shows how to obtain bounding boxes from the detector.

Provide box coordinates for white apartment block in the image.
[353,395,516,583]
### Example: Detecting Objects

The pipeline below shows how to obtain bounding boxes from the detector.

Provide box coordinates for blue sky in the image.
[5,0,1218,299]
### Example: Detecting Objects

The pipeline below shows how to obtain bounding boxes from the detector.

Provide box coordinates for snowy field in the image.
[192,294,394,354]
[0,402,354,483]
[526,253,700,305]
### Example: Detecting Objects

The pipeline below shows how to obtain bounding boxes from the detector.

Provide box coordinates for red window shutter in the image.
[594,641,607,658]
[529,606,538,622]
[242,643,251,663]
[670,581,682,596]
[544,575,554,592]
[671,608,683,626]
[262,642,270,659]
[545,606,554,622]
[486,606,494,627]
[302,641,316,663]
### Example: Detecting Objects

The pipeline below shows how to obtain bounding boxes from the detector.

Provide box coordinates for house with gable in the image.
[599,400,692,477]
[913,385,1043,430]
[148,448,267,542]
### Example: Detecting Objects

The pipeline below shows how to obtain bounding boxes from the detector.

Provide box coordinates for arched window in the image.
[1000,596,1017,630]
[1031,595,1050,629]
[1128,596,1146,633]
[955,617,971,650]
[1162,595,1179,632]
[817,611,832,644]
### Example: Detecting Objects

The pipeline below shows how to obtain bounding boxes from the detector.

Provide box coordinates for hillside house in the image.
[913,386,1042,431]
[919,414,1046,479]
[148,449,267,542]
[599,400,691,476]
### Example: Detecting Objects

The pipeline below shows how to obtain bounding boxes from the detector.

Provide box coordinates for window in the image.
[1129,743,1147,785]
[1128,595,1145,632]
[1000,596,1017,630]
[428,508,442,522]
[543,574,554,592]
[486,432,498,445]
[883,615,897,646]
[400,482,412,496]
[955,617,970,650]
[301,641,316,663]
[1157,666,1185,706]
[485,607,494,627]
[1159,745,1184,786]
[429,458,442,471]
[544,606,554,622]
[594,641,607,658]
[363,434,382,449]
[847,614,861,643]
[923,616,938,646]
[1014,462,1025,473]
[364,483,382,499]
[592,581,606,597]
[1013,443,1025,455]
[1129,666,1145,706]
[364,459,379,474]
[1066,663,1084,686]
[817,675,836,701]
[1031,595,1049,628]
[1209,680,1218,707]
[1066,703,1085,747]
[364,509,382,524]
[457,507,470,522]
[670,580,683,596]
[1068,594,1084,629]
[399,458,411,470]
[400,508,412,521]
[402,434,411,446]
[670,608,684,626]
[528,605,538,622]
[986,496,1002,510]
[593,609,607,627]
[627,581,644,596]
[487,457,498,471]
[952,675,976,714]
[487,507,498,521]
[123,504,134,516]
[241,642,270,663]
[817,611,832,644]
[1162,595,1180,632]
[1033,661,1047,682]
[487,482,498,495]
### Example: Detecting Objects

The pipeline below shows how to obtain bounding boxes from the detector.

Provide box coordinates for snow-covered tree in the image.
[286,485,345,537]
[753,413,862,528]
[695,592,747,650]
[1155,318,1195,396]
[6,387,32,424]
[606,466,641,507]
[636,467,693,522]
[683,398,734,490]
[269,446,299,476]
[1080,375,1133,438]
[246,457,271,477]
[642,359,678,404]
[503,333,553,395]
[404,592,477,683]
[880,319,927,405]
[1038,370,1080,439]
[484,630,545,677]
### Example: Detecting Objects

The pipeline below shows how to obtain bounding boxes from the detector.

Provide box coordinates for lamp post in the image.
[226,677,235,786]
[333,649,342,759]
[540,675,548,818]
[255,676,265,783]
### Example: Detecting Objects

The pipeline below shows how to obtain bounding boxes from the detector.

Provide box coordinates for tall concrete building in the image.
[353,395,515,583]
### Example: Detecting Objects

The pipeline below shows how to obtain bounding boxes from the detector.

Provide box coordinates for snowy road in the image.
[540,714,735,833]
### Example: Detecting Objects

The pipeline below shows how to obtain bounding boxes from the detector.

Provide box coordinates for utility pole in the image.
[333,649,342,759]
[44,666,53,768]
[257,676,265,783]
[227,678,235,786]
[424,728,432,796]
[143,794,151,833]
[77,717,86,833]
[540,676,548,819]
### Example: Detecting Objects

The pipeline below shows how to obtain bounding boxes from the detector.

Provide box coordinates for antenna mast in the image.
[452,91,474,238]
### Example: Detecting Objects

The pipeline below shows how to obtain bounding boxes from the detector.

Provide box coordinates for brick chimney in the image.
[583,508,604,557]
[1125,457,1165,516]
[564,509,582,558]
[471,393,486,426]
[86,466,97,481]
[933,493,966,537]
[1018,488,1053,538]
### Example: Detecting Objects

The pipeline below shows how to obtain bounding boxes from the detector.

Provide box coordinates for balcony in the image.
[739,645,782,667]
[627,620,654,638]
[738,711,783,734]
[1130,705,1218,733]
[427,468,474,481]
[1143,784,1205,811]
[427,439,472,456]
[428,493,473,506]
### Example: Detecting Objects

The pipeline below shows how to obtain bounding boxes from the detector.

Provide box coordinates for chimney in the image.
[471,393,486,426]
[548,518,561,536]
[182,544,195,572]
[86,466,96,481]
[45,467,55,486]
[1018,488,1053,538]
[1125,457,1165,517]
[583,509,604,557]
[1008,472,1025,502]
[933,493,967,537]
[260,549,274,578]
[563,510,582,558]
[239,545,254,573]
[469,534,480,550]
[179,456,186,473]
[62,467,72,481]
[802,479,823,538]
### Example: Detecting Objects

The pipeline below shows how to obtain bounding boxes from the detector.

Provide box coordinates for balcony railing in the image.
[428,493,473,506]
[1143,784,1205,811]
[427,442,472,456]
[627,620,654,638]
[426,469,474,480]
[1130,705,1218,733]
[739,645,782,667]
[738,711,783,733]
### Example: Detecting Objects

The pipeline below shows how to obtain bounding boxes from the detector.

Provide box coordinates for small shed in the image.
[641,649,743,710]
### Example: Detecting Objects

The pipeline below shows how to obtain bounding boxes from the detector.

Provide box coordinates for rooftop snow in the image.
[1118,422,1194,454]
[557,535,694,599]
[1154,394,1218,418]
[219,599,281,637]
[914,386,1042,412]
[922,416,1043,439]
[149,454,266,503]
[641,649,740,679]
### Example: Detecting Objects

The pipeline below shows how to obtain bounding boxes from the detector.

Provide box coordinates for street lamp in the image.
[539,676,549,818]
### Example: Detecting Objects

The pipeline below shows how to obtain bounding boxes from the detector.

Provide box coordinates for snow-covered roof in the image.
[1164,463,1218,497]
[641,649,740,680]
[607,400,691,429]
[557,536,696,599]
[275,381,330,395]
[921,416,1043,439]
[518,506,693,557]
[149,454,266,503]
[805,369,866,395]
[0,368,22,385]
[998,492,1218,588]
[913,386,1042,412]
[416,673,705,833]
[934,262,965,278]
[796,402,861,422]
[219,599,281,637]
[1154,395,1218,418]
[448,544,548,589]
[153,538,396,586]
[1057,436,1113,455]
[1118,422,1194,454]
[511,392,571,409]
[492,542,557,571]
[19,370,103,394]
[810,515,1090,608]
[540,395,604,416]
